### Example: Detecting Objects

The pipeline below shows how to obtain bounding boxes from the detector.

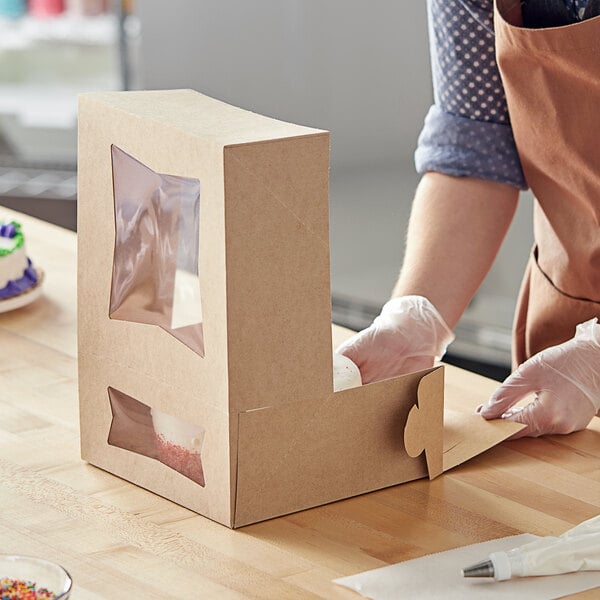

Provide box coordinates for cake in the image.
[0,220,40,301]
[151,408,206,486]
[333,353,362,391]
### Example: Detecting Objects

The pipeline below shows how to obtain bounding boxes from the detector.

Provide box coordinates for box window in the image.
[109,145,204,356]
[108,386,206,487]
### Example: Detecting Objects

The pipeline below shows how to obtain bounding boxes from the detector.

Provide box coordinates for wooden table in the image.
[1,208,600,599]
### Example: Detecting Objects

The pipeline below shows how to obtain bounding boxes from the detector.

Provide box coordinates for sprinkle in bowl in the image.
[0,555,72,599]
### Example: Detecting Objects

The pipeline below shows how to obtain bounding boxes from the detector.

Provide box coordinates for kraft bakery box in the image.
[77,90,519,528]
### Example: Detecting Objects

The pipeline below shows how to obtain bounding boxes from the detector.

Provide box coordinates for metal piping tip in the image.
[462,559,495,578]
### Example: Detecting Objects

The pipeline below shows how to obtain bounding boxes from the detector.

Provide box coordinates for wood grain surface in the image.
[1,208,599,599]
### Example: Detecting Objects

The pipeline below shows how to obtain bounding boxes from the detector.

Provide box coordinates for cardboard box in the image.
[78,90,520,528]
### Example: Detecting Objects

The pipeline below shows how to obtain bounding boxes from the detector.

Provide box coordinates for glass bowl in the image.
[0,555,72,599]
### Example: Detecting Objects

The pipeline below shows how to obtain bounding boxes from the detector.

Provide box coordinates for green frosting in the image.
[0,221,24,257]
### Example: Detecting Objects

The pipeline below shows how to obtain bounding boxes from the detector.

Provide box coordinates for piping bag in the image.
[463,514,600,581]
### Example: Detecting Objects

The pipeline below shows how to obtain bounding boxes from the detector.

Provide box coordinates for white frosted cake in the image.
[0,220,40,301]
[333,353,362,391]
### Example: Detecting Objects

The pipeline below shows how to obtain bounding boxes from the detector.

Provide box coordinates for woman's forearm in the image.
[393,172,520,329]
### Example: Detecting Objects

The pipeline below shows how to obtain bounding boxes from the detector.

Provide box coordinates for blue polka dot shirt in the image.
[415,0,590,190]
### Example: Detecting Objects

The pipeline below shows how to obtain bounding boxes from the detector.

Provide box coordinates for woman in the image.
[338,0,600,438]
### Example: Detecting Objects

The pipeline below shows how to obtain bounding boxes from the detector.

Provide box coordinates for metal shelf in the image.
[0,12,118,49]
[0,165,76,200]
[0,5,138,171]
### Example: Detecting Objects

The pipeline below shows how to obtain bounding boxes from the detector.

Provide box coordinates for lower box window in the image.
[107,386,206,487]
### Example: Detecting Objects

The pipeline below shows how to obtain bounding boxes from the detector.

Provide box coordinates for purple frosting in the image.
[0,258,38,300]
[0,223,16,238]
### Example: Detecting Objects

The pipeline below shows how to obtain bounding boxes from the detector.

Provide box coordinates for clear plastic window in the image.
[109,145,204,356]
[108,386,206,487]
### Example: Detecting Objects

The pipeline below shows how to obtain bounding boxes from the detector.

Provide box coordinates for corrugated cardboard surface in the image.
[234,368,439,527]
[79,353,231,524]
[224,137,332,414]
[78,90,520,529]
[78,90,340,527]
[78,91,236,524]
[404,369,445,479]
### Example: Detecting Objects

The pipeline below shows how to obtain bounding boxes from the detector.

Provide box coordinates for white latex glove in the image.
[480,318,600,439]
[336,295,455,384]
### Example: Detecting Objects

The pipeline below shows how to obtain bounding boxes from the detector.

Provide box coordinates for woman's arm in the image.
[393,171,519,328]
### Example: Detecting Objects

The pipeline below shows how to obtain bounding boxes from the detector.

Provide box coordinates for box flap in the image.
[404,368,444,478]
[441,366,524,472]
[233,368,434,527]
[334,325,524,479]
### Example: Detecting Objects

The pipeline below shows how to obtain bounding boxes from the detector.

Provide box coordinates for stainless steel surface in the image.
[0,6,138,232]
[0,166,76,199]
[462,559,495,578]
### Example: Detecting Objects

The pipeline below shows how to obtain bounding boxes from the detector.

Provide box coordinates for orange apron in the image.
[494,0,600,367]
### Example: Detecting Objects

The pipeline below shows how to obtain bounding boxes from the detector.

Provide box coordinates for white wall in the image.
[137,0,432,169]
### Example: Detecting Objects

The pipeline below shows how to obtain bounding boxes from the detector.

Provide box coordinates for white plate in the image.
[0,267,44,314]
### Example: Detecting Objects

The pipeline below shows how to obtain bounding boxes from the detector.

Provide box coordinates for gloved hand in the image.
[336,295,455,384]
[480,318,600,438]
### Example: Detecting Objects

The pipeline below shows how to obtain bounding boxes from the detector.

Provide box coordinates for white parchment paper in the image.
[334,534,600,599]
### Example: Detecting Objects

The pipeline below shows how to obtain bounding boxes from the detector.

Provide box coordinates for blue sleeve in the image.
[415,0,528,190]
